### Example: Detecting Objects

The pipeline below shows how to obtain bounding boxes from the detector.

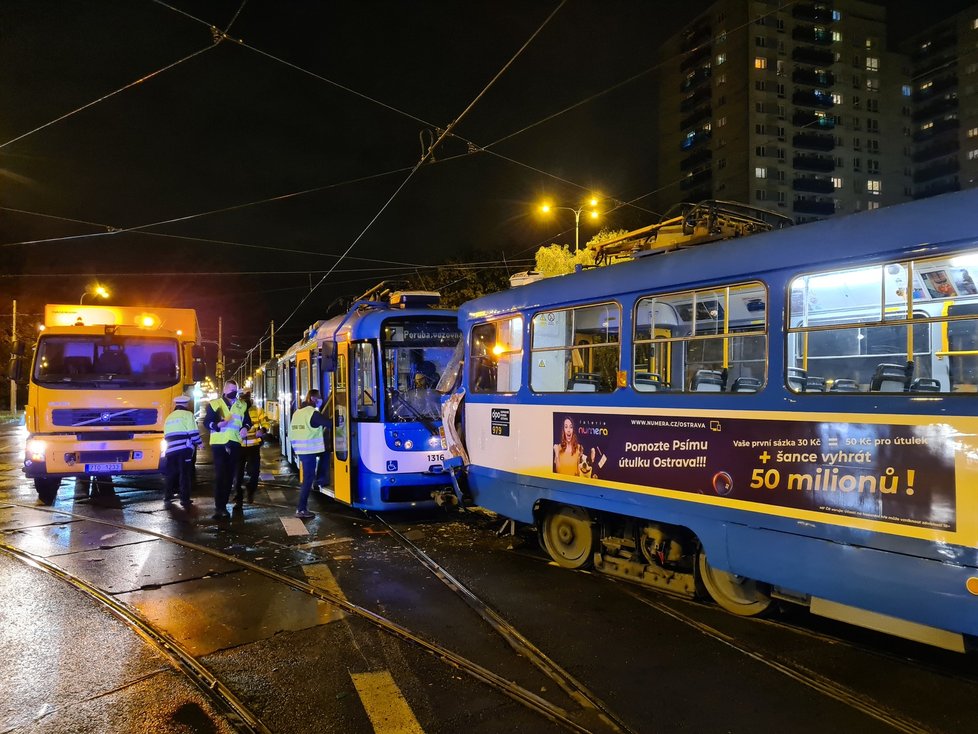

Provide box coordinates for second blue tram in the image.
[278,289,459,510]
[444,192,978,651]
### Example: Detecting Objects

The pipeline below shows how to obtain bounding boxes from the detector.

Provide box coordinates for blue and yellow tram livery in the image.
[278,288,460,510]
[445,192,978,651]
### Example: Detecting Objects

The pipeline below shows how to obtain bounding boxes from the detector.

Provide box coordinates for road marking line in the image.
[350,670,425,734]
[301,563,347,623]
[280,517,309,535]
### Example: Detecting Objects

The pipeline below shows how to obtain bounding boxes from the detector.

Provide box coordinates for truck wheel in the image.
[34,477,62,505]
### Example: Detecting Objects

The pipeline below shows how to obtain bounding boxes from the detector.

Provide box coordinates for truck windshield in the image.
[381,318,460,421]
[33,335,180,388]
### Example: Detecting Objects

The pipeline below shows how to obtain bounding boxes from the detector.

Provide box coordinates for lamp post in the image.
[80,284,109,305]
[539,197,600,252]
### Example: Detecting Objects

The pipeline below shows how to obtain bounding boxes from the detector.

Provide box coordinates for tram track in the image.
[0,499,598,734]
[0,539,271,734]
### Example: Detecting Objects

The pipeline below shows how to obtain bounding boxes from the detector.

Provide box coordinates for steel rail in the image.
[0,540,271,734]
[0,500,593,734]
[373,514,637,734]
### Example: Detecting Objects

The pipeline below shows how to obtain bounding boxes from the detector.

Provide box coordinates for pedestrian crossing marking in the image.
[280,516,309,536]
[301,563,347,623]
[350,670,425,734]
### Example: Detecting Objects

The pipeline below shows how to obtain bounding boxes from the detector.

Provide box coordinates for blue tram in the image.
[444,192,978,651]
[277,288,460,510]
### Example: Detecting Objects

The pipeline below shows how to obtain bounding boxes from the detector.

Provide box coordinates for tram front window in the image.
[381,319,461,421]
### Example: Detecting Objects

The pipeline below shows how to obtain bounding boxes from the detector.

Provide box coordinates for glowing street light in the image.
[80,284,109,305]
[538,196,601,252]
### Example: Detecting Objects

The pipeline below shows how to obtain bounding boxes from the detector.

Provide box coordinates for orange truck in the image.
[10,304,206,504]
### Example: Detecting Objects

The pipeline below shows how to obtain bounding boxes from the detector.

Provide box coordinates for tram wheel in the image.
[540,505,595,569]
[34,477,61,505]
[697,549,772,617]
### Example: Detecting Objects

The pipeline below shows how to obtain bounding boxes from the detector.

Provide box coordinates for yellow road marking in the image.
[301,563,347,623]
[350,670,425,734]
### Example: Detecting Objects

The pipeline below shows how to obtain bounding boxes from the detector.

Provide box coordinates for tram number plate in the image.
[490,408,510,437]
[85,463,122,473]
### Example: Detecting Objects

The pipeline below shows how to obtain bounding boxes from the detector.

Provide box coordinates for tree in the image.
[532,228,630,277]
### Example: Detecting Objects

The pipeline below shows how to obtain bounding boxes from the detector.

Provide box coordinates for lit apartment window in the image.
[716,53,726,65]
[902,84,912,96]
[866,78,879,92]
[717,116,727,127]
[968,127,978,138]
[833,10,842,20]
[969,150,978,160]
[756,167,768,179]
[832,177,843,189]
[777,60,785,76]
[921,121,934,131]
[866,57,879,71]
[868,201,880,210]
[973,17,978,29]
[832,31,842,42]
[755,56,768,70]
[832,93,843,104]
[716,73,726,85]
[920,80,933,91]
[867,180,881,195]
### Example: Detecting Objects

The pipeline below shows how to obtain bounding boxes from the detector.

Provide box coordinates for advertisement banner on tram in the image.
[551,413,957,531]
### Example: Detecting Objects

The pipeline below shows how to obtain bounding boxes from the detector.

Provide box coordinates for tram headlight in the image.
[27,440,47,461]
[404,439,414,450]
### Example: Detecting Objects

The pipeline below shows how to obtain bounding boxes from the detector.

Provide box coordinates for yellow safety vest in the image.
[163,409,201,454]
[290,405,325,455]
[209,398,247,445]
[242,406,268,448]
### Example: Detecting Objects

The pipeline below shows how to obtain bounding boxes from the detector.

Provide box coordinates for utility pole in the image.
[217,317,224,383]
[270,321,275,359]
[9,300,16,413]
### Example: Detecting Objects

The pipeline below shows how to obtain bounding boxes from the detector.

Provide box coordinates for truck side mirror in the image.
[7,340,24,382]
[192,361,206,383]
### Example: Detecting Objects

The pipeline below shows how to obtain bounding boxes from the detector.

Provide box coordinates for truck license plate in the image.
[85,463,122,473]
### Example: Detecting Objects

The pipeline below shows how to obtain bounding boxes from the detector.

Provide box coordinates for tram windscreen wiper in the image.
[387,388,438,436]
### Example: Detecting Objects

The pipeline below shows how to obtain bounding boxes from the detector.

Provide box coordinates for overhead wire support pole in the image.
[10,299,16,413]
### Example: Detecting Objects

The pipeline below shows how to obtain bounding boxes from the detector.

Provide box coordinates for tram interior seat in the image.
[870,361,914,392]
[829,378,859,392]
[635,372,666,391]
[787,367,806,392]
[691,369,725,392]
[63,356,93,375]
[94,346,131,375]
[804,376,826,392]
[568,372,601,392]
[731,376,762,393]
[910,377,941,393]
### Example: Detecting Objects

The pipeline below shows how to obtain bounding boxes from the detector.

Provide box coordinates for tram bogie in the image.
[447,191,978,652]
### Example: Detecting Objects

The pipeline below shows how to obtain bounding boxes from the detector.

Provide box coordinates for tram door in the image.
[332,342,352,504]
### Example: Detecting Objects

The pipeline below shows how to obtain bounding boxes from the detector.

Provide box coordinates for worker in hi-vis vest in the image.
[289,388,329,519]
[162,395,202,508]
[234,389,269,506]
[203,379,252,520]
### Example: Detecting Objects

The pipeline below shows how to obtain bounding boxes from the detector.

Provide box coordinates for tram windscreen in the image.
[380,318,461,421]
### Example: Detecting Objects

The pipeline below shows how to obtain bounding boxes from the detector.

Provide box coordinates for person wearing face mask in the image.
[289,388,329,519]
[233,389,269,507]
[204,379,252,520]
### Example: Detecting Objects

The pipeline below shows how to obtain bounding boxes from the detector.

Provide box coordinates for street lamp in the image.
[80,284,109,305]
[539,197,600,252]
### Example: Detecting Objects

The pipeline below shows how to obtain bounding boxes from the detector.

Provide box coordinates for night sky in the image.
[0,0,973,369]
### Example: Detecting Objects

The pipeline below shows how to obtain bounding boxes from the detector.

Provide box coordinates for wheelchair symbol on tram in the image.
[386,460,398,472]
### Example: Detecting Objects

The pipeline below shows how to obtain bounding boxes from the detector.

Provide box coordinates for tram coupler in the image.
[441,456,471,511]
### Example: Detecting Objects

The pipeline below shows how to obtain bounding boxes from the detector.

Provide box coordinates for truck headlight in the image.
[27,440,47,461]
[160,439,168,454]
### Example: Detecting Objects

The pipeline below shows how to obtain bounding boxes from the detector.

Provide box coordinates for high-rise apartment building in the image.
[655,1,913,223]
[904,3,978,199]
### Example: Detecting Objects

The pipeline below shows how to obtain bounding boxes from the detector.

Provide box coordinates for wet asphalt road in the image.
[1,420,977,734]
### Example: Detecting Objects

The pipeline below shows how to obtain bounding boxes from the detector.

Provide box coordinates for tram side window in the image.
[633,282,767,393]
[469,316,523,393]
[787,252,978,394]
[530,303,620,393]
[351,342,379,419]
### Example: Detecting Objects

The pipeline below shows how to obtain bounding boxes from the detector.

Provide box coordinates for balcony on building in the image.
[793,132,834,152]
[791,68,834,87]
[792,2,834,23]
[792,89,834,108]
[680,24,712,53]
[912,116,959,142]
[792,45,835,66]
[914,178,960,199]
[680,44,712,72]
[793,153,835,173]
[680,167,712,191]
[680,66,712,93]
[680,148,712,171]
[912,33,957,63]
[680,129,711,151]
[680,106,712,131]
[792,25,833,46]
[912,74,957,103]
[912,96,959,123]
[912,138,959,163]
[793,176,835,194]
[792,110,835,129]
[914,159,959,183]
[680,86,712,113]
[793,197,836,216]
